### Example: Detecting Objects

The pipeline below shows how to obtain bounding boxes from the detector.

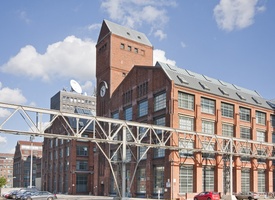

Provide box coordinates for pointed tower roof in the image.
[97,19,152,47]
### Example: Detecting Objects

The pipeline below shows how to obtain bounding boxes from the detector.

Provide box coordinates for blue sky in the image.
[0,0,274,153]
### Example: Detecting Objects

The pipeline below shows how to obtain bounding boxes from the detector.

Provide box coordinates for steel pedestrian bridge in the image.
[1,102,275,199]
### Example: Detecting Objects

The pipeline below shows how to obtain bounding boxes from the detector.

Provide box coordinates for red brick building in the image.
[13,140,43,188]
[96,19,275,199]
[0,153,14,188]
[42,90,96,194]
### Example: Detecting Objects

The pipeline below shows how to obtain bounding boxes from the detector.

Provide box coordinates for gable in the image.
[97,19,152,47]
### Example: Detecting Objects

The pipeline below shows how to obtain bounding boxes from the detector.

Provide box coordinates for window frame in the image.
[221,102,234,118]
[179,165,194,193]
[178,92,194,110]
[240,127,251,140]
[202,120,215,134]
[76,146,88,156]
[138,99,148,117]
[202,166,215,191]
[124,106,133,121]
[256,130,266,142]
[201,97,215,114]
[241,168,250,192]
[179,115,194,131]
[256,111,266,125]
[154,92,166,112]
[222,123,234,137]
[239,107,251,122]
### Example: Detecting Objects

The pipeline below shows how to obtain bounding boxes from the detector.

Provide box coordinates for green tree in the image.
[0,176,7,188]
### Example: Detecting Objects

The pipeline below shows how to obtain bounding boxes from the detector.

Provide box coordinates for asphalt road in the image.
[0,194,156,200]
[0,196,112,200]
[56,194,113,199]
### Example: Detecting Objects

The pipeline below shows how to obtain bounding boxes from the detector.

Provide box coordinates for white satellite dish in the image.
[70,79,82,94]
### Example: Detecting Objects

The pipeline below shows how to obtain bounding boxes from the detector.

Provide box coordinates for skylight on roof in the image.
[267,101,275,109]
[185,69,195,77]
[166,64,176,71]
[199,82,210,90]
[177,75,189,84]
[233,84,240,90]
[252,97,261,104]
[203,75,212,82]
[219,87,229,96]
[236,92,246,100]
[218,80,227,86]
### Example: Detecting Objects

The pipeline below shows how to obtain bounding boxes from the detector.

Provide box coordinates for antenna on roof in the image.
[70,80,82,94]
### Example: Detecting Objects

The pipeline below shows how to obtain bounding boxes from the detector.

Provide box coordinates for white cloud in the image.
[214,0,265,31]
[153,49,176,66]
[0,108,11,118]
[154,30,167,41]
[83,81,95,95]
[100,0,176,40]
[87,23,101,31]
[0,136,7,145]
[0,83,27,118]
[180,42,187,48]
[0,36,96,82]
[0,83,27,104]
[18,10,31,24]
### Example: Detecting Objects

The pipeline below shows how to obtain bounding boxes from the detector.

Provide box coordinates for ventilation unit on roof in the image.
[199,82,210,90]
[236,92,246,100]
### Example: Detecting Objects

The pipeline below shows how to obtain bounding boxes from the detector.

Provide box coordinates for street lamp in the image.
[30,135,34,188]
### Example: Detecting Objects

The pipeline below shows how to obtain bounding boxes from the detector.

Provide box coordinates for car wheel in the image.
[207,197,211,200]
[248,197,252,200]
[48,198,53,200]
[194,198,198,200]
[26,197,32,200]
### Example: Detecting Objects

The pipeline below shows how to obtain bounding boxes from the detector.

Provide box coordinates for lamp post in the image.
[30,135,34,188]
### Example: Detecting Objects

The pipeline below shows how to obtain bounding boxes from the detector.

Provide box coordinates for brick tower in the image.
[96,19,153,117]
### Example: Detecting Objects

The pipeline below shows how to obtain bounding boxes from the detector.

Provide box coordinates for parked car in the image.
[19,191,37,200]
[14,190,37,200]
[15,190,30,200]
[3,190,18,199]
[194,191,220,200]
[235,192,259,200]
[22,191,57,200]
[11,190,20,199]
[11,188,39,199]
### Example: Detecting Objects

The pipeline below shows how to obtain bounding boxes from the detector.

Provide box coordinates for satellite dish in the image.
[70,79,82,94]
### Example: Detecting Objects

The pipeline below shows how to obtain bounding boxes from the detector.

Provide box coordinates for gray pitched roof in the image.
[156,61,273,110]
[104,19,152,47]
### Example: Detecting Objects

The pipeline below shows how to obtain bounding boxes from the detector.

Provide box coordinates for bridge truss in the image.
[0,102,275,199]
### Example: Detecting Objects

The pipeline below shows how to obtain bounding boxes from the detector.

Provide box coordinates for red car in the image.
[194,191,220,200]
[4,190,18,199]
